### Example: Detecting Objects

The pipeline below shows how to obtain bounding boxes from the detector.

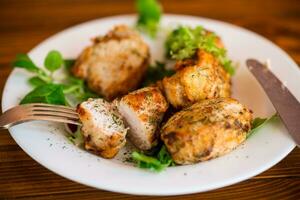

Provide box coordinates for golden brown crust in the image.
[162,72,191,108]
[91,55,149,100]
[72,25,150,100]
[71,46,93,78]
[118,87,169,150]
[162,50,231,108]
[94,25,141,42]
[84,132,125,159]
[123,86,168,114]
[161,98,252,165]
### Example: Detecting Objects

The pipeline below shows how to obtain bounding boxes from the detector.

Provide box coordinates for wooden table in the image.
[0,0,299,199]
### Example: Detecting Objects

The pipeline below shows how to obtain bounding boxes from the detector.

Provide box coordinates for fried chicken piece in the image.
[72,25,150,100]
[161,98,252,165]
[116,87,168,150]
[162,50,231,108]
[77,98,128,158]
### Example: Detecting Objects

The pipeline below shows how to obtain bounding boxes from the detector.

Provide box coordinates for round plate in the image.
[2,15,299,196]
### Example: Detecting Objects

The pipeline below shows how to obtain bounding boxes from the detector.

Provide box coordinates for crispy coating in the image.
[77,98,128,158]
[72,25,150,100]
[162,50,231,108]
[161,98,252,165]
[117,87,168,150]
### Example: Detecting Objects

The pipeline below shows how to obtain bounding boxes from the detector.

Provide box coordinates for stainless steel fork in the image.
[0,103,81,129]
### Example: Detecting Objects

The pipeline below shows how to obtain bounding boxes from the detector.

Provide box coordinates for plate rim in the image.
[2,14,296,196]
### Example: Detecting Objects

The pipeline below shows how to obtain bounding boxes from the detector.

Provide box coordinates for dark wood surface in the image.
[0,0,299,199]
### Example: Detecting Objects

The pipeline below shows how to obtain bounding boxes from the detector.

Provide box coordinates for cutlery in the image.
[246,59,300,147]
[0,103,81,129]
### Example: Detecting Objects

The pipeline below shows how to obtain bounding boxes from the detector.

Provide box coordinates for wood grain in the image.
[0,0,299,199]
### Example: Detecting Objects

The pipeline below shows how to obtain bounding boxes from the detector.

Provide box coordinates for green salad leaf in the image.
[13,50,99,106]
[142,61,175,86]
[28,76,48,87]
[166,26,204,60]
[44,50,63,72]
[132,145,174,172]
[132,152,165,171]
[63,75,99,102]
[13,54,52,83]
[20,83,66,105]
[13,54,40,73]
[136,0,162,37]
[157,145,174,165]
[252,117,268,129]
[165,26,235,75]
[247,114,278,139]
[62,59,99,102]
[64,59,76,71]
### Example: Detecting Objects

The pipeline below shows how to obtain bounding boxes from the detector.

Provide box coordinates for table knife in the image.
[246,59,300,147]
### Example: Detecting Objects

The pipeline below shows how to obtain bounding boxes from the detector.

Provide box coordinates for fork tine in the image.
[28,106,78,115]
[27,104,78,116]
[14,105,78,117]
[30,106,78,115]
[28,104,79,119]
[29,111,79,120]
[20,116,81,126]
[30,103,76,111]
[31,116,81,125]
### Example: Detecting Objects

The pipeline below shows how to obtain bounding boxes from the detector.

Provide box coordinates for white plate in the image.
[2,14,299,196]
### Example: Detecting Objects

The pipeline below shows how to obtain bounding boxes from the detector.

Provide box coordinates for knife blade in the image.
[246,59,300,147]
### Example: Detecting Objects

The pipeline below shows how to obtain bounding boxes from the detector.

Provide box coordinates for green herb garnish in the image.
[20,83,66,105]
[13,54,41,73]
[64,59,76,71]
[63,75,98,103]
[247,114,279,139]
[44,50,63,72]
[132,145,174,172]
[142,61,175,86]
[157,145,174,165]
[13,54,52,83]
[63,59,98,102]
[13,51,98,106]
[165,26,235,75]
[28,76,48,87]
[136,0,162,38]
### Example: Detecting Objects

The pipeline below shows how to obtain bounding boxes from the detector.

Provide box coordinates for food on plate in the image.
[14,1,270,172]
[161,98,252,165]
[72,25,150,100]
[117,86,168,150]
[131,145,174,172]
[136,0,162,37]
[162,50,231,108]
[247,114,278,139]
[165,26,235,75]
[77,98,128,158]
